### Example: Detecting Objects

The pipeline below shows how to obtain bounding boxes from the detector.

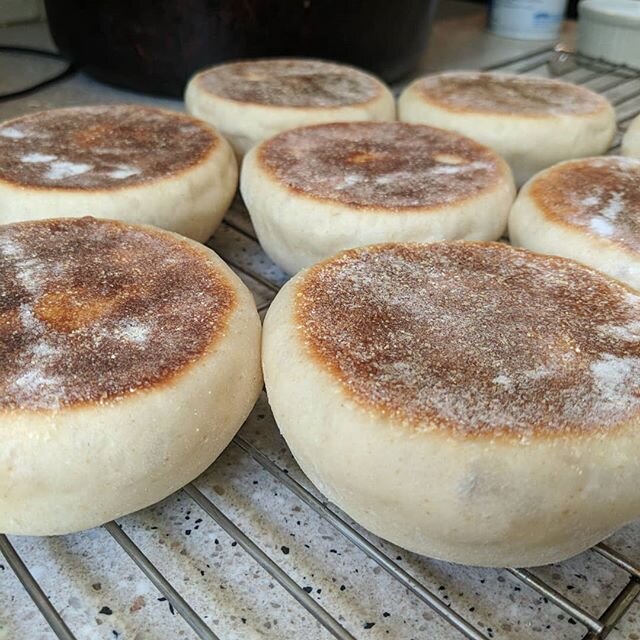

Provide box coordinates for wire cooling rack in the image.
[2,46,640,640]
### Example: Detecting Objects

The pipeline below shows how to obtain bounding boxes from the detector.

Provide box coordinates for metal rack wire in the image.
[2,46,640,640]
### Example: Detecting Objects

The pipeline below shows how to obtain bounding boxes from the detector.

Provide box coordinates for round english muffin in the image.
[0,217,262,535]
[263,241,640,567]
[509,156,640,291]
[622,114,640,158]
[0,105,237,242]
[398,71,616,185]
[185,58,395,157]
[241,122,515,274]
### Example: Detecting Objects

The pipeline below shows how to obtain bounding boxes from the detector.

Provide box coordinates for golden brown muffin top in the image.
[194,58,384,108]
[530,156,640,252]
[0,217,236,412]
[0,105,218,190]
[258,122,506,209]
[414,72,610,117]
[296,242,640,438]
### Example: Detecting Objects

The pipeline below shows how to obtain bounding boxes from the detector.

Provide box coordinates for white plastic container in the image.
[489,0,568,40]
[578,0,640,68]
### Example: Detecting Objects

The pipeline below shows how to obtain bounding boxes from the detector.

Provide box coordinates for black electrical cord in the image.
[0,45,77,102]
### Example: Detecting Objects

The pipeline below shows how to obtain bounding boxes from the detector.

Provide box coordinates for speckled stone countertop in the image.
[1,5,639,640]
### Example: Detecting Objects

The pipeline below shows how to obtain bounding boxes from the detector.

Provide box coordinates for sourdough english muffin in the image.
[263,242,640,567]
[0,105,237,241]
[509,156,640,291]
[241,122,515,274]
[0,217,262,535]
[623,114,640,158]
[185,59,395,156]
[398,72,616,185]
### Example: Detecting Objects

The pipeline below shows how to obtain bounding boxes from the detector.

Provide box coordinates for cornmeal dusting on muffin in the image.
[296,242,640,437]
[0,105,217,189]
[531,156,640,252]
[260,122,502,209]
[0,217,235,411]
[416,72,608,116]
[197,59,381,108]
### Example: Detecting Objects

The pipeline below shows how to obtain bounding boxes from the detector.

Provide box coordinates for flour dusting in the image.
[580,195,600,207]
[0,106,217,190]
[429,160,491,176]
[297,242,640,436]
[532,156,640,251]
[116,320,151,344]
[45,160,93,181]
[108,165,141,180]
[30,342,60,358]
[18,304,43,333]
[0,218,235,411]
[262,122,502,209]
[416,71,607,116]
[590,354,640,413]
[10,369,63,410]
[22,152,57,163]
[0,235,23,259]
[199,58,380,108]
[336,174,363,189]
[0,126,26,139]
[601,320,640,342]
[589,217,615,237]
[602,192,624,220]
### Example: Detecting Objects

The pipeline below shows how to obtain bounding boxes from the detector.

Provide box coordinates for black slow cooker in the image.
[45,0,440,97]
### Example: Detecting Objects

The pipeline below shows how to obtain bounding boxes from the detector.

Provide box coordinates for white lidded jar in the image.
[578,0,640,68]
[489,0,568,40]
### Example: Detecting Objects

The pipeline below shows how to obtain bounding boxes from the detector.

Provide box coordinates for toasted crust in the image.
[411,72,610,118]
[192,58,384,109]
[294,242,640,438]
[0,105,219,191]
[256,122,508,210]
[527,156,640,252]
[0,217,236,413]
